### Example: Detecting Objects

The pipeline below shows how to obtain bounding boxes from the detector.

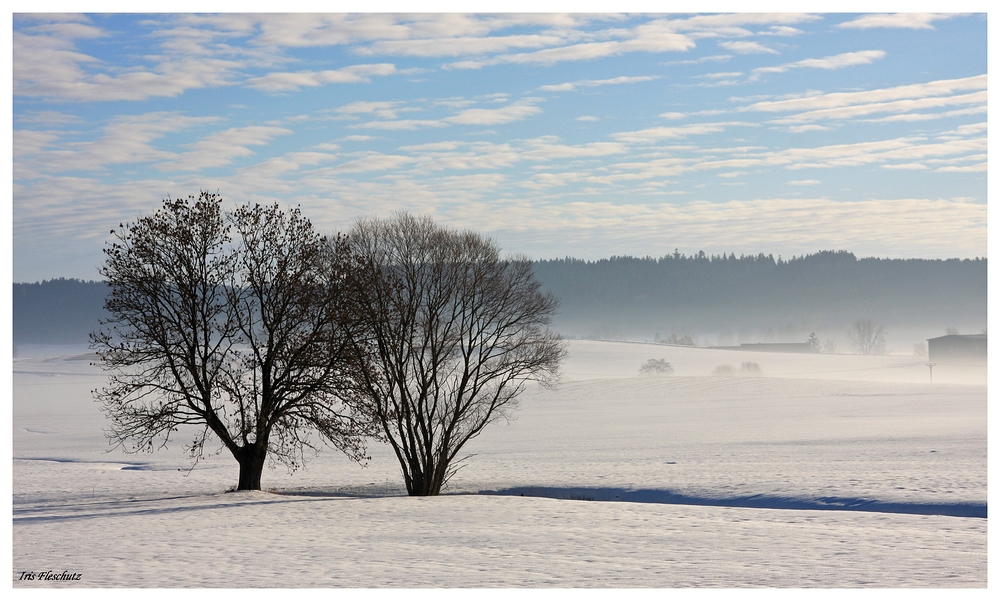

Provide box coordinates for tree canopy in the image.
[345,213,566,496]
[92,193,375,490]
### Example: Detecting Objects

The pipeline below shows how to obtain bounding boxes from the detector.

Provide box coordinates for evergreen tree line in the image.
[532,250,986,338]
[13,250,987,344]
[13,278,111,344]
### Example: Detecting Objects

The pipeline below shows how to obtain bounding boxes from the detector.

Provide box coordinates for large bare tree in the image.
[346,213,566,496]
[92,193,374,490]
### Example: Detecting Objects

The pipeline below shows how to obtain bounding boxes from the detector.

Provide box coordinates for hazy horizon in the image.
[10,247,991,286]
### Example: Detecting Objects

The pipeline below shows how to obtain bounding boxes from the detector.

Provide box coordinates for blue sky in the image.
[11,10,988,281]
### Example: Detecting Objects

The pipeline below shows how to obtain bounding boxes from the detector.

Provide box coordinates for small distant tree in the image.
[913,341,928,357]
[639,358,674,375]
[846,317,887,355]
[346,213,565,496]
[712,364,735,375]
[945,326,960,335]
[660,333,696,346]
[806,332,820,353]
[741,361,762,375]
[92,193,375,491]
[822,339,838,354]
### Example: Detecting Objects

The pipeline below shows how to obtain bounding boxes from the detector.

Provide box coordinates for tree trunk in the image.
[403,460,446,496]
[235,444,267,491]
[406,477,442,496]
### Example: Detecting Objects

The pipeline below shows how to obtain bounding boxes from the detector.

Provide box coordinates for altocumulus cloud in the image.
[12,13,987,281]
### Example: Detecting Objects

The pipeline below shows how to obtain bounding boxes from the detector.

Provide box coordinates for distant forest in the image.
[532,251,986,342]
[13,278,111,344]
[12,251,987,345]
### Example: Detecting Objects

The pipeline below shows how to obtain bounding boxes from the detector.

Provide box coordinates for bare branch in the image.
[346,213,566,496]
[92,193,375,491]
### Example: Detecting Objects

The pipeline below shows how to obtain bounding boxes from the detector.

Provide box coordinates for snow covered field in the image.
[12,341,987,587]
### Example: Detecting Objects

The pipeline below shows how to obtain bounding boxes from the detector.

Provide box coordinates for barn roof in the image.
[927,334,986,342]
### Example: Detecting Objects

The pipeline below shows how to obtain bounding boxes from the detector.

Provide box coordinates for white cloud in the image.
[750,50,886,81]
[696,72,745,79]
[788,179,820,185]
[882,163,928,170]
[785,125,832,133]
[16,112,220,173]
[937,163,987,173]
[398,141,464,152]
[433,98,479,109]
[521,137,627,161]
[539,75,659,92]
[245,64,396,92]
[354,98,544,130]
[325,153,418,174]
[611,122,757,144]
[769,136,985,170]
[351,119,448,131]
[836,14,957,30]
[580,133,985,183]
[759,26,804,37]
[361,34,566,57]
[404,143,521,172]
[448,19,698,69]
[664,13,820,32]
[718,41,778,55]
[865,105,986,123]
[246,13,607,49]
[769,91,986,124]
[249,14,419,47]
[13,22,242,102]
[447,99,544,125]
[333,101,407,120]
[942,122,988,137]
[746,75,986,113]
[156,125,292,171]
[661,54,732,66]
[576,116,599,122]
[925,152,987,166]
[239,151,340,178]
[476,197,986,261]
[243,13,820,72]
[743,75,987,126]
[15,111,83,125]
[464,40,684,67]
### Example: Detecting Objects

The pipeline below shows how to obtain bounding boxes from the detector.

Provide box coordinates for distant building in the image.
[927,334,986,365]
[708,342,814,353]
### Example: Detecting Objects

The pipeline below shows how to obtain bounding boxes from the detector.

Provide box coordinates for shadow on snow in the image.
[478,486,987,519]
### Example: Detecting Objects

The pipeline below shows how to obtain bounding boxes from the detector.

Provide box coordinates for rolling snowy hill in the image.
[12,341,986,587]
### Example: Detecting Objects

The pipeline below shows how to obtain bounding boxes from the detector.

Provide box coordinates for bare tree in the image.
[639,359,674,375]
[345,213,566,496]
[91,193,374,490]
[846,317,887,355]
